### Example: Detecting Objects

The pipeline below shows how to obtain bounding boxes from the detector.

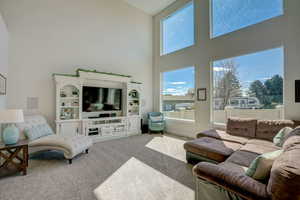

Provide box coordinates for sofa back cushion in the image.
[256,120,294,141]
[267,136,300,200]
[226,118,257,138]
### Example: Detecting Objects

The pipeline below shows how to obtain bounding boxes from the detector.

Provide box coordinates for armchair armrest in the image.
[193,162,269,200]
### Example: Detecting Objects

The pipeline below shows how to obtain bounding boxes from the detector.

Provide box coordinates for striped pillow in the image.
[24,124,54,141]
[273,127,294,147]
[246,150,283,181]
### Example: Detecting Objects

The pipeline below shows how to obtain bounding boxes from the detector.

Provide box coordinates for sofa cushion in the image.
[197,129,249,144]
[246,150,283,181]
[282,127,300,145]
[227,150,259,167]
[283,135,300,151]
[240,140,281,155]
[273,127,294,147]
[218,162,248,174]
[267,146,300,200]
[227,118,257,138]
[184,137,242,163]
[256,120,294,141]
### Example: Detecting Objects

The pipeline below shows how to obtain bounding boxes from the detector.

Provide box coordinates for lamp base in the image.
[2,124,20,145]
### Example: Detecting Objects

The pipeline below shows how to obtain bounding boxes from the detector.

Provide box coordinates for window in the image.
[212,47,284,123]
[162,66,195,120]
[162,1,194,55]
[211,0,283,38]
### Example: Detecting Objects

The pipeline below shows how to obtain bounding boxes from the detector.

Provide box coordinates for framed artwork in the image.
[296,80,300,103]
[0,73,6,95]
[197,88,207,101]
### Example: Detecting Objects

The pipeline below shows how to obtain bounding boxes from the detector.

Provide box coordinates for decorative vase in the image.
[2,124,19,145]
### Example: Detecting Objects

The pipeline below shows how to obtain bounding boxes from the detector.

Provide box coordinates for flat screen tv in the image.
[82,86,122,112]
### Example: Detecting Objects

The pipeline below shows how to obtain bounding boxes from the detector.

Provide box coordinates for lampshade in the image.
[0,109,24,124]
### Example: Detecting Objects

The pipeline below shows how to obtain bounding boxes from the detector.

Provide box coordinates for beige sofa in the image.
[184,118,300,200]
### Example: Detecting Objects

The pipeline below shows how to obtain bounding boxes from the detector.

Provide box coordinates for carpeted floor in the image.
[0,134,195,200]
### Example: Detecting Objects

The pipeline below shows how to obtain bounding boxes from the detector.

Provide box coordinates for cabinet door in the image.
[58,122,80,137]
[128,117,141,135]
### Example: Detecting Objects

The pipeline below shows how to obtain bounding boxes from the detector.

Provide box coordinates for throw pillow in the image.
[24,124,54,141]
[273,127,294,147]
[246,150,283,181]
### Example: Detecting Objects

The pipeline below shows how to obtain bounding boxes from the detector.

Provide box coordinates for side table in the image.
[0,140,29,176]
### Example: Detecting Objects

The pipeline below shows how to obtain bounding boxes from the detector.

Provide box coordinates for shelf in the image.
[56,119,80,123]
[60,97,79,100]
[128,98,139,101]
[60,106,79,108]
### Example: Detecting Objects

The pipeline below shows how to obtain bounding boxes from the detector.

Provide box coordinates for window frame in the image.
[160,0,196,56]
[160,66,196,122]
[209,0,284,39]
[210,46,285,125]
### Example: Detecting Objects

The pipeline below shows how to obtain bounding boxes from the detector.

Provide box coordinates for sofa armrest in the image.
[193,162,269,200]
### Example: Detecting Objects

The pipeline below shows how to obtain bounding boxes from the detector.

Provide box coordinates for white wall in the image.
[0,0,153,124]
[0,12,8,109]
[154,0,300,138]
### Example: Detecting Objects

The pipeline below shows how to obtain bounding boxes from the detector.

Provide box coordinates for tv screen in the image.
[82,86,122,112]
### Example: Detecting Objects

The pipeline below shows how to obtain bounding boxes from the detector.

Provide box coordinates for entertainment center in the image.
[53,69,142,142]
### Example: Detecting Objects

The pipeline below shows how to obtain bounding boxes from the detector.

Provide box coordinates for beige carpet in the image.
[0,134,195,200]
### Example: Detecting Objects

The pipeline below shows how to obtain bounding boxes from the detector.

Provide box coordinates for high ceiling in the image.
[123,0,176,15]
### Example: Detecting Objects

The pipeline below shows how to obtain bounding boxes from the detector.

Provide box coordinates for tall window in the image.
[162,67,195,120]
[211,0,283,38]
[161,1,194,55]
[212,47,284,124]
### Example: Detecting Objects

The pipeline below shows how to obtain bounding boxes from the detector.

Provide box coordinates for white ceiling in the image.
[123,0,176,15]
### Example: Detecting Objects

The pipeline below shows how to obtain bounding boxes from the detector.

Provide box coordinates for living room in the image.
[0,0,299,200]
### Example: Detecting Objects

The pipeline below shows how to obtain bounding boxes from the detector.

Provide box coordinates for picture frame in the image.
[197,88,207,101]
[0,73,6,95]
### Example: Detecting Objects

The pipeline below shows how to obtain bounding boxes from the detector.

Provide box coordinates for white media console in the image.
[54,69,142,142]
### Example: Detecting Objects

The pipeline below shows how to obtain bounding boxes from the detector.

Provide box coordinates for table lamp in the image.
[0,109,24,145]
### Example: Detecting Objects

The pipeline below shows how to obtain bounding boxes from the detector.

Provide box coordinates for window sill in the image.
[165,117,195,123]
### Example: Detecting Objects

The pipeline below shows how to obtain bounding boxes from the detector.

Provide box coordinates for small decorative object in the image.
[197,88,207,101]
[62,102,65,106]
[72,90,78,97]
[0,73,6,95]
[0,109,24,145]
[60,91,67,97]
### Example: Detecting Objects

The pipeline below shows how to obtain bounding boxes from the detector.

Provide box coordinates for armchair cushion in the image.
[193,162,269,200]
[149,116,163,122]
